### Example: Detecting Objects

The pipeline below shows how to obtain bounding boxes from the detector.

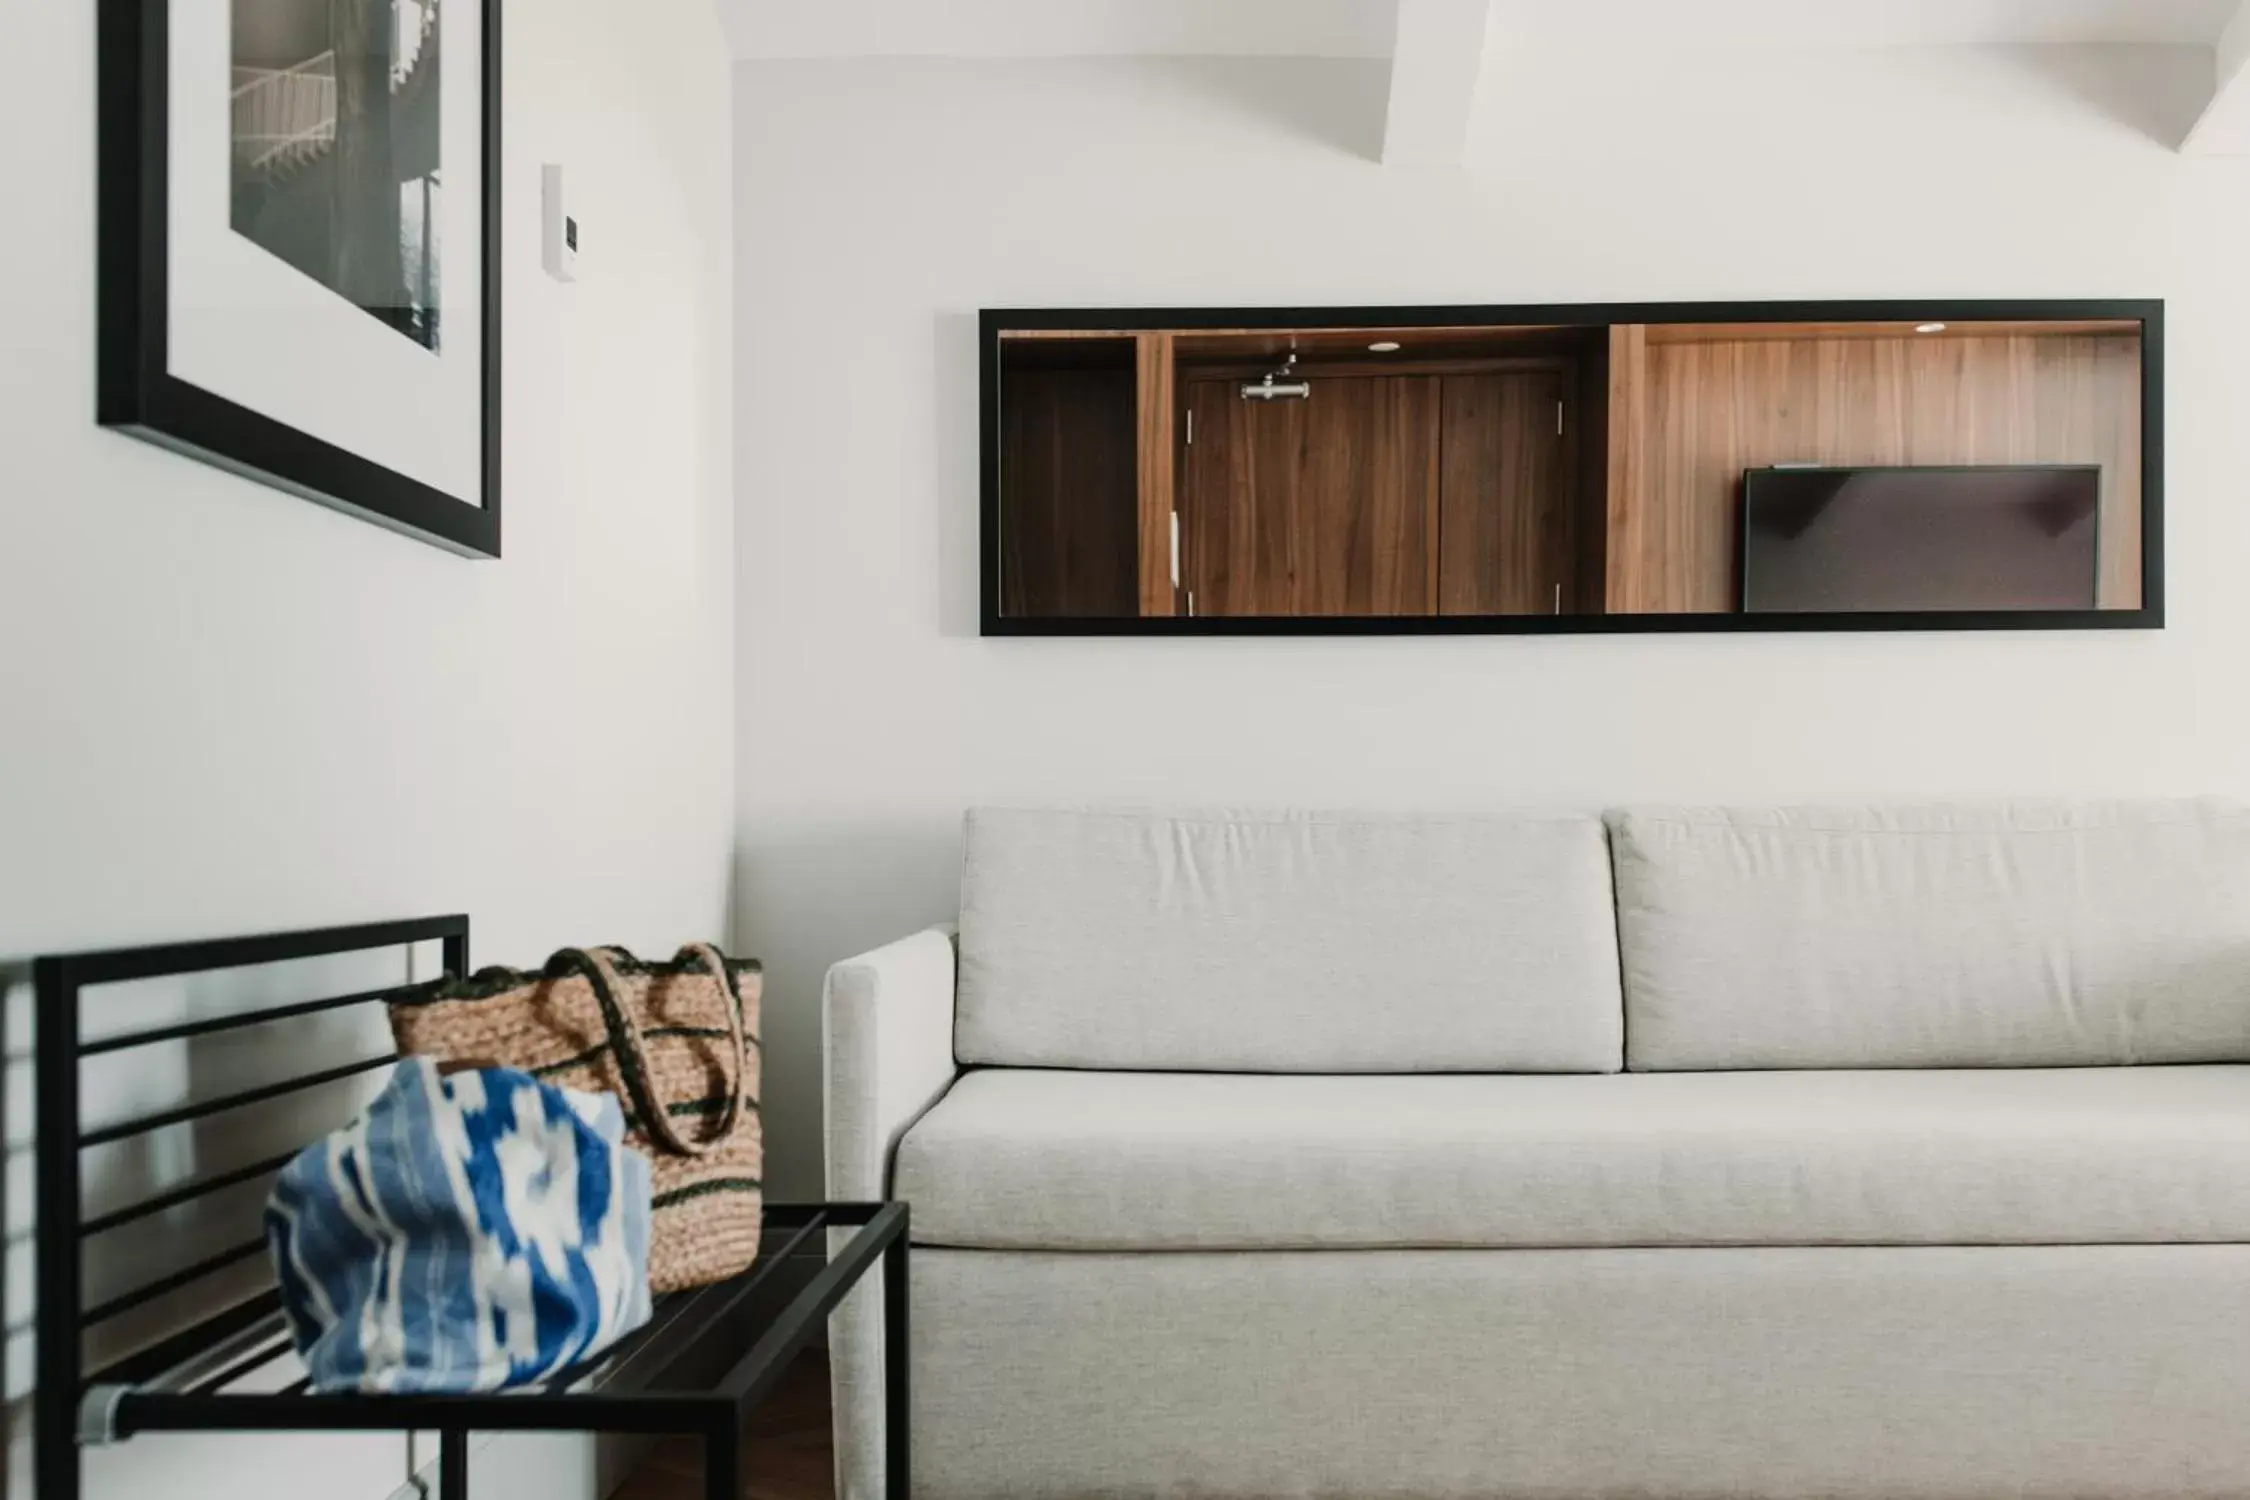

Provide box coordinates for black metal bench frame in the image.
[33,915,909,1500]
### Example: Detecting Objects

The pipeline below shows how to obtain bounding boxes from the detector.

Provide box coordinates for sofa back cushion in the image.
[1611,800,2250,1070]
[955,807,1624,1072]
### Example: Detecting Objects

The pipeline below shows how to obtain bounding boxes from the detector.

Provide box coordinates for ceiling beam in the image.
[2183,0,2250,153]
[1380,0,1496,167]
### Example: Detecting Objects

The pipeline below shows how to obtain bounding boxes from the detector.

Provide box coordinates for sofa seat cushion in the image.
[895,1066,2250,1251]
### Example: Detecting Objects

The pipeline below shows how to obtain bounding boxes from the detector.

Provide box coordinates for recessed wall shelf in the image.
[979,299,2163,636]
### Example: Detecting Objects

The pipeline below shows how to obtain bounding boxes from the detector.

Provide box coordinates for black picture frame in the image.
[979,298,2164,636]
[98,0,503,558]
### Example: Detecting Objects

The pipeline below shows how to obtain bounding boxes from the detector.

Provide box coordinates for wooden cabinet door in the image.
[1439,371,1572,615]
[997,364,1140,618]
[1180,376,1440,617]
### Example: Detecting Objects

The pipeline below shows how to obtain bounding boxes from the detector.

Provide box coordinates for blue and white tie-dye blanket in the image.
[266,1056,653,1392]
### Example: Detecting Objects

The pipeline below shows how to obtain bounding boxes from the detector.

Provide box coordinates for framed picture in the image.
[99,0,502,557]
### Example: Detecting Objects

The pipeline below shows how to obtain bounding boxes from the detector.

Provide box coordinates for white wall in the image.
[734,44,2250,1197]
[0,0,736,1495]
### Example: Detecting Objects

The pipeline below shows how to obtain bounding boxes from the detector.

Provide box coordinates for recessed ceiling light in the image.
[1915,322,1947,334]
[1368,340,1402,352]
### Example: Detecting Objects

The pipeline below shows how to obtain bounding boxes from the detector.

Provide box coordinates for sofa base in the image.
[881,1245,2250,1500]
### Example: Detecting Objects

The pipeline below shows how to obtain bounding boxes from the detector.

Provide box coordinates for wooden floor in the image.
[612,1350,833,1500]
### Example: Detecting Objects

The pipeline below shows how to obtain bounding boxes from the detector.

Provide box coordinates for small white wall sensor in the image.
[541,164,578,282]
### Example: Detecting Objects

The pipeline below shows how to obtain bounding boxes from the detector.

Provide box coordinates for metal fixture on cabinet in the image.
[1242,350,1311,401]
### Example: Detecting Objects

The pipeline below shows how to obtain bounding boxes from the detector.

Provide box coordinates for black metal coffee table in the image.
[67,1202,907,1500]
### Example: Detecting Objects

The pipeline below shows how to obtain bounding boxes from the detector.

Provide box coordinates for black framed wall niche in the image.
[980,300,2164,636]
[99,0,503,557]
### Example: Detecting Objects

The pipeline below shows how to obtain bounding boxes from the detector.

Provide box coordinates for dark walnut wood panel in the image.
[1168,326,1572,360]
[1181,355,1575,384]
[1136,333,1178,616]
[1573,338,1612,614]
[1612,331,2143,613]
[996,336,1144,368]
[1181,376,1442,616]
[1439,371,1572,615]
[997,357,1139,618]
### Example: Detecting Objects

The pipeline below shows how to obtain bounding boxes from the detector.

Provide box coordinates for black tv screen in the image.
[1741,465,2101,613]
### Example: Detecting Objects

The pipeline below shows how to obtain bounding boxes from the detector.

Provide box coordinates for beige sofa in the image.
[826,802,2250,1500]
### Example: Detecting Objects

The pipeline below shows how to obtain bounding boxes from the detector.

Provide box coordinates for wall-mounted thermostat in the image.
[541,164,578,282]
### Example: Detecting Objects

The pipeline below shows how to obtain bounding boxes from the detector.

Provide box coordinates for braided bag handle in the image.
[557,943,751,1159]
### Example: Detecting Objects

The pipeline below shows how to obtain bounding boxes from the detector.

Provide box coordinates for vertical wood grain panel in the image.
[1574,342,1612,614]
[1136,333,1177,616]
[2096,336,2143,607]
[1180,380,1263,617]
[996,363,1138,617]
[1604,325,1651,610]
[1439,371,1570,615]
[1181,377,1440,616]
[1619,332,2142,611]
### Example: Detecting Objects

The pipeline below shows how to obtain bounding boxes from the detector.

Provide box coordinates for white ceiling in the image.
[1503,0,2238,46]
[723,0,2243,60]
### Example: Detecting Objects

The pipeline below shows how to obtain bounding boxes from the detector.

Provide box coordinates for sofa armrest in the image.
[825,925,958,1500]
[824,924,961,1201]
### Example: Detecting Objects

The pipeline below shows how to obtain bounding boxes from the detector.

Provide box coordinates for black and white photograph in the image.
[231,0,445,351]
[99,0,498,555]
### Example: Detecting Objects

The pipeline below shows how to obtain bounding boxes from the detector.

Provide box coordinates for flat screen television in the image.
[1740,465,2101,613]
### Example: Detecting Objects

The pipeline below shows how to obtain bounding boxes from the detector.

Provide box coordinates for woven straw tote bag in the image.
[390,943,762,1292]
